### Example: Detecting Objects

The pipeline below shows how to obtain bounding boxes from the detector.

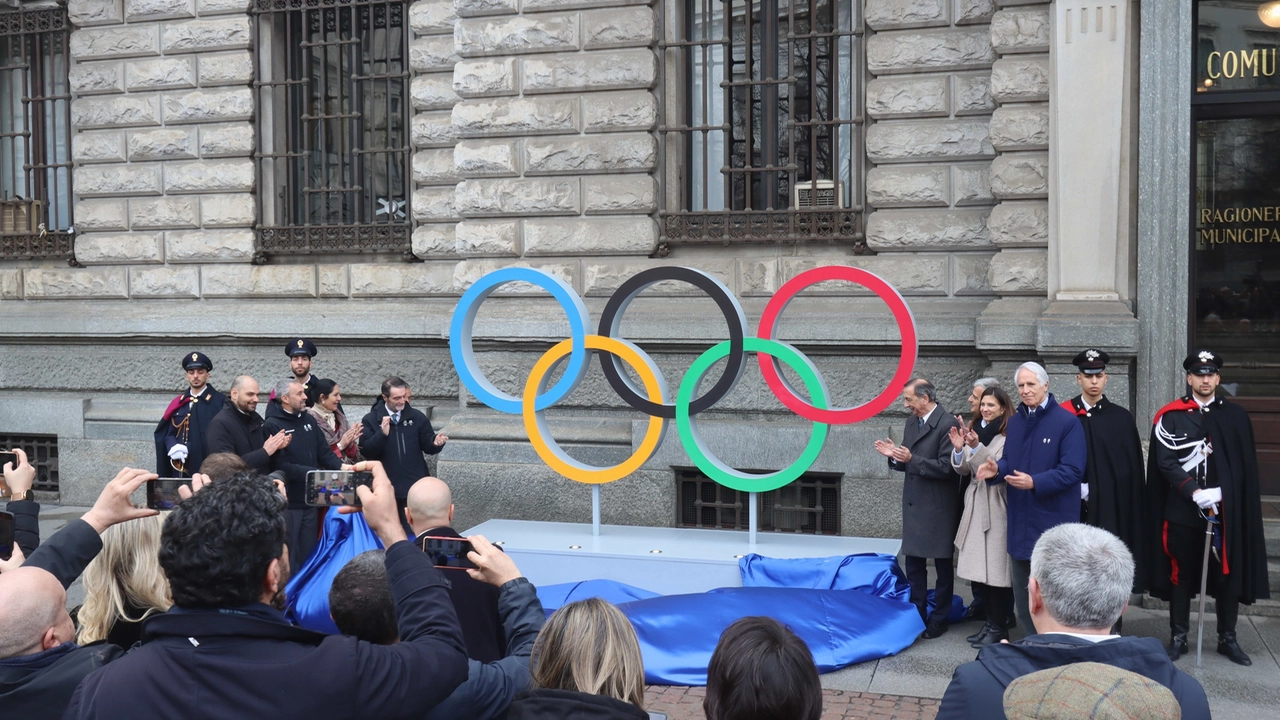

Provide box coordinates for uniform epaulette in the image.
[1152,397,1199,425]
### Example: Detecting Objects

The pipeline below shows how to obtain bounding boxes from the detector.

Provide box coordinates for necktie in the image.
[392,412,400,424]
[918,417,926,430]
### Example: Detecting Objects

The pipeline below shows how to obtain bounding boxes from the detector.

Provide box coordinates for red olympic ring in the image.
[757,266,918,424]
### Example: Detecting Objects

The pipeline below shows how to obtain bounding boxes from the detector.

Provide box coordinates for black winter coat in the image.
[359,403,442,497]
[263,401,342,508]
[505,689,650,720]
[3,497,39,557]
[205,404,271,472]
[937,634,1210,720]
[63,541,469,720]
[418,527,504,663]
[0,514,120,720]
[424,576,546,720]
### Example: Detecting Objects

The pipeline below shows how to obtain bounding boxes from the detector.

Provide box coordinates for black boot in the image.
[966,624,990,644]
[1167,589,1190,661]
[974,622,1009,647]
[1218,632,1252,666]
[963,584,987,623]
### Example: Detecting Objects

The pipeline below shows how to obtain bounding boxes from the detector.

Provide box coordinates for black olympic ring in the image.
[596,266,748,419]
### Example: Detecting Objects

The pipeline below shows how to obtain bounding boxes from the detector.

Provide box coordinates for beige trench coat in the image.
[951,434,1011,587]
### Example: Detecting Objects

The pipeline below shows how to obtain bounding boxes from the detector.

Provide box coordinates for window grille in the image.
[251,0,413,259]
[658,0,863,250]
[0,7,73,261]
[0,433,59,493]
[677,468,840,534]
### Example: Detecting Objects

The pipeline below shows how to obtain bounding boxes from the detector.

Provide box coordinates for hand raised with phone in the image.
[339,461,405,546]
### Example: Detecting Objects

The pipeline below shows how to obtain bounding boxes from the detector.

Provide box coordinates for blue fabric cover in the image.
[284,508,384,634]
[537,553,963,685]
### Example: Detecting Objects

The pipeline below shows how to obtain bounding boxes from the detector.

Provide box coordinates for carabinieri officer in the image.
[1146,350,1269,666]
[154,352,226,477]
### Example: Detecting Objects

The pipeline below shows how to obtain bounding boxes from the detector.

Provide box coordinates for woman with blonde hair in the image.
[506,597,649,720]
[75,514,171,648]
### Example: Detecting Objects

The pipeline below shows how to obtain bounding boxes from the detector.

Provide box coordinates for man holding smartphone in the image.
[265,379,344,564]
[359,378,447,535]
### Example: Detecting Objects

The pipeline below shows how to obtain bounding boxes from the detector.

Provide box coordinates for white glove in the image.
[1080,483,1089,501]
[168,443,189,461]
[1192,487,1222,509]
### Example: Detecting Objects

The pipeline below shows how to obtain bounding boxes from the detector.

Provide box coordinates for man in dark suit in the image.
[404,476,504,664]
[874,378,963,639]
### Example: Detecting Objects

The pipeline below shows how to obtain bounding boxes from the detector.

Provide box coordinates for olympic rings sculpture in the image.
[449,265,918,493]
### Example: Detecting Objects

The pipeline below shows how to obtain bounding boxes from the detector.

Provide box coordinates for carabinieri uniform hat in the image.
[1072,348,1109,375]
[286,338,318,357]
[1184,349,1223,375]
[181,351,213,371]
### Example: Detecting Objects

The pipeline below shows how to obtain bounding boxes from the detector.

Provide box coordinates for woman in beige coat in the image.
[950,385,1014,647]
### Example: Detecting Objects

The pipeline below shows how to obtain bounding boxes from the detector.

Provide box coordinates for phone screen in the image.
[0,451,18,470]
[146,479,193,510]
[417,536,476,569]
[1,511,16,561]
[305,471,374,507]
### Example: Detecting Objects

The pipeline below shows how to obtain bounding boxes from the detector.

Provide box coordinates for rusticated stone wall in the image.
[985,0,1050,296]
[864,0,999,300]
[54,0,257,300]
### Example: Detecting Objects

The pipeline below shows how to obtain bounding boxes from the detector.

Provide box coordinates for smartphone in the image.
[146,479,193,510]
[0,451,18,470]
[0,511,14,561]
[305,470,374,507]
[417,535,476,569]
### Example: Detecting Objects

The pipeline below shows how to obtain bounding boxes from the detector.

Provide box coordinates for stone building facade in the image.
[0,1,1205,542]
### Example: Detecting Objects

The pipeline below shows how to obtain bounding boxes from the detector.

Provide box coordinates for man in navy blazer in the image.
[975,362,1086,637]
[64,464,468,720]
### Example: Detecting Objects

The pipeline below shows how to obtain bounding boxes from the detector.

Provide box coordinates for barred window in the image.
[0,7,72,260]
[659,0,863,248]
[677,469,841,534]
[252,0,412,258]
[0,433,59,494]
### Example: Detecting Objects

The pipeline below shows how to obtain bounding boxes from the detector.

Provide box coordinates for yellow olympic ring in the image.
[523,335,667,484]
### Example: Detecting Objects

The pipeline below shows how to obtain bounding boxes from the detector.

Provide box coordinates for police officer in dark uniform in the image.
[282,338,319,407]
[1146,351,1269,666]
[154,352,226,477]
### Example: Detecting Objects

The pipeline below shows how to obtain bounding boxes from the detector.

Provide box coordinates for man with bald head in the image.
[406,476,503,663]
[206,375,291,473]
[0,467,156,719]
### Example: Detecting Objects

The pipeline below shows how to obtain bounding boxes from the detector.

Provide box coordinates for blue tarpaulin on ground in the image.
[537,553,964,686]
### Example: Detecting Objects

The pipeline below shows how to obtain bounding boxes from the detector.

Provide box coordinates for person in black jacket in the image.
[0,467,159,720]
[63,464,469,720]
[359,377,447,533]
[265,378,344,564]
[937,523,1209,720]
[153,352,225,477]
[329,537,547,720]
[406,476,504,663]
[205,376,292,473]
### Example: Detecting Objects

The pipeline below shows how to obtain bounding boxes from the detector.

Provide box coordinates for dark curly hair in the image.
[159,472,287,608]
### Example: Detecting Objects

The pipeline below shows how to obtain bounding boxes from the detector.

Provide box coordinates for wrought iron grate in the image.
[0,7,73,261]
[252,0,412,258]
[658,0,864,249]
[677,469,841,534]
[0,433,59,493]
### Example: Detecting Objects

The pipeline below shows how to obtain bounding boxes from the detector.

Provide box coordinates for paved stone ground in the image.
[645,686,939,720]
[33,508,1279,719]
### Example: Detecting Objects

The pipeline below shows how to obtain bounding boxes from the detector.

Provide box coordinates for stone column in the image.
[1038,0,1139,404]
[1135,0,1193,425]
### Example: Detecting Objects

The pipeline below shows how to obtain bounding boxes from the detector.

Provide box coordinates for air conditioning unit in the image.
[793,180,844,209]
